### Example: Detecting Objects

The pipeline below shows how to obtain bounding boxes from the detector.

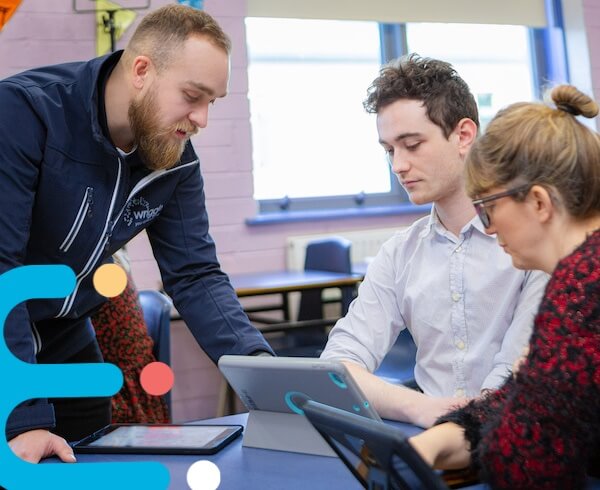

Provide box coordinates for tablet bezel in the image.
[72,423,243,455]
[302,400,449,490]
[218,355,381,421]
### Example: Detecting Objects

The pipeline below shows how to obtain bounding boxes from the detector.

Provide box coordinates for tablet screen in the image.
[87,425,231,448]
[73,424,243,454]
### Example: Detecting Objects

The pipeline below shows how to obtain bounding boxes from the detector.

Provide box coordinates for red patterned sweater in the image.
[438,229,600,489]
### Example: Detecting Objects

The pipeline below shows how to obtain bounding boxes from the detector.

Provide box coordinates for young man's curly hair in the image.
[363,54,479,138]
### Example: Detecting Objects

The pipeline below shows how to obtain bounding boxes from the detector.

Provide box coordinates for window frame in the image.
[247,4,567,224]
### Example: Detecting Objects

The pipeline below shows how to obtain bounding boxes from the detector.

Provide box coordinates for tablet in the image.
[218,355,380,421]
[302,400,449,490]
[72,424,243,455]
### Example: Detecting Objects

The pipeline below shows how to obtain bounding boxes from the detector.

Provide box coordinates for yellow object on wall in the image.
[0,0,22,31]
[96,0,137,56]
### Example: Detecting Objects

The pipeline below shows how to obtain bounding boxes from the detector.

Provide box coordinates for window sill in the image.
[245,203,431,226]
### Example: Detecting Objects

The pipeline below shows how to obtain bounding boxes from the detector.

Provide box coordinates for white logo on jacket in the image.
[123,196,163,227]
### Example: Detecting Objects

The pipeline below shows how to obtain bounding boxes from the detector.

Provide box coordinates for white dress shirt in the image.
[321,209,548,398]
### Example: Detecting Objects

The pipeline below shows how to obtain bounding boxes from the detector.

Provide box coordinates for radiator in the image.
[285,227,401,271]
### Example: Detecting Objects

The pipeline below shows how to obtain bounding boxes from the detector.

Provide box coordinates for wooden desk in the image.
[169,270,364,322]
[229,270,364,332]
[230,270,364,297]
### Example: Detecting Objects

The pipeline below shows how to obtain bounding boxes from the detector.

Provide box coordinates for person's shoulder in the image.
[3,61,82,87]
[382,214,431,249]
[546,231,600,306]
[562,230,600,286]
[370,215,432,269]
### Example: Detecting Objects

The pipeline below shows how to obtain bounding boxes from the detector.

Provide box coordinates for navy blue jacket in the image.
[0,51,273,439]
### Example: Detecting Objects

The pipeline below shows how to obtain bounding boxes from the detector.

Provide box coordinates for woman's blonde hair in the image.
[465,85,600,218]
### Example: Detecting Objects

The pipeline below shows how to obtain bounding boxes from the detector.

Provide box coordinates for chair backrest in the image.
[138,290,172,367]
[298,236,353,321]
[277,237,354,356]
[138,289,173,416]
[374,329,418,387]
[304,237,352,274]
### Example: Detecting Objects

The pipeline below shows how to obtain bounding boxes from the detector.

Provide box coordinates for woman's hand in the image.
[409,423,471,470]
[512,346,529,377]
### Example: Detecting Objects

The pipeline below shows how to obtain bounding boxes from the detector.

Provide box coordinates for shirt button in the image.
[455,388,465,397]
[456,340,465,350]
[452,292,461,302]
[455,246,462,253]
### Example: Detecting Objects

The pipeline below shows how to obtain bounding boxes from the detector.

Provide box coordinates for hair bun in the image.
[551,85,599,118]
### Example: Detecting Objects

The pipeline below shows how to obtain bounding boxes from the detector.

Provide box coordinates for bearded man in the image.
[0,4,273,463]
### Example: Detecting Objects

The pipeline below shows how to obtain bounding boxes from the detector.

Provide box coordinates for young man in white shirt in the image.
[321,54,547,427]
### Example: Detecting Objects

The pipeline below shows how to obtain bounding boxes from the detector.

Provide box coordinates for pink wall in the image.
[2,0,599,289]
[583,0,600,98]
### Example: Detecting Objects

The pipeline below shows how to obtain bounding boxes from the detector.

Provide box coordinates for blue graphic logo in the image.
[0,266,170,489]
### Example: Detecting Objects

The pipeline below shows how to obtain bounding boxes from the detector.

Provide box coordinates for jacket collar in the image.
[87,50,124,151]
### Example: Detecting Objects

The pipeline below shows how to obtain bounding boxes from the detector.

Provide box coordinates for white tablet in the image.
[218,355,380,421]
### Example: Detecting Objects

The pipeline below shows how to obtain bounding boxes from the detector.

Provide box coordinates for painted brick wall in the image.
[2,0,600,420]
[583,0,600,101]
[2,1,600,286]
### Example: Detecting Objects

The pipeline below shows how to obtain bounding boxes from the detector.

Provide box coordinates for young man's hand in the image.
[9,429,77,464]
[410,395,469,428]
[342,361,468,427]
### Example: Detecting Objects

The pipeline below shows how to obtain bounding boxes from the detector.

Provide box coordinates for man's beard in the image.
[128,89,194,171]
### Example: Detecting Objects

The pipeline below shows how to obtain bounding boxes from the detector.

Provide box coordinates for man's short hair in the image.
[363,53,479,138]
[124,4,231,72]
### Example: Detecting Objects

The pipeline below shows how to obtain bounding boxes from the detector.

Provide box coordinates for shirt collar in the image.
[418,206,439,239]
[419,204,490,239]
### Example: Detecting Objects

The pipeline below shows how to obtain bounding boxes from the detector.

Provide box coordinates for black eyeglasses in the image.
[472,184,531,228]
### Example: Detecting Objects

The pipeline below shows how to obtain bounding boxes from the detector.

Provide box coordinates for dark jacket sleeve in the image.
[146,155,274,362]
[0,81,56,438]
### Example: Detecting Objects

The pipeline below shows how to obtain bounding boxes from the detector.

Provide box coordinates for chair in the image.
[374,329,418,388]
[138,289,173,415]
[274,237,355,357]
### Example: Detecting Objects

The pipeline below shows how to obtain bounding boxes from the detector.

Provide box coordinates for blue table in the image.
[45,414,467,489]
[59,414,361,490]
[45,413,600,490]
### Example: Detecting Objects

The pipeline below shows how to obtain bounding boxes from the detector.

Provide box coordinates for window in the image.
[405,23,534,130]
[245,14,566,220]
[246,18,394,209]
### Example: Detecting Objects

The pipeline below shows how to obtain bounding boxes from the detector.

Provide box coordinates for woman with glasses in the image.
[409,84,600,489]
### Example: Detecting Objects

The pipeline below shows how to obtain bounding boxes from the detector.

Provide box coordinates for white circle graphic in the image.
[186,460,221,490]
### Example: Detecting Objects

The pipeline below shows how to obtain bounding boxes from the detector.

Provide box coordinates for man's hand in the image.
[410,395,469,428]
[342,361,468,427]
[9,429,77,464]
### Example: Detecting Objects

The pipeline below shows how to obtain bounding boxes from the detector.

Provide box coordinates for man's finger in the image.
[52,437,77,463]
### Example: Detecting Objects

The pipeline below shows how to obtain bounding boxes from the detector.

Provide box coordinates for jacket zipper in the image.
[59,186,93,252]
[31,322,42,355]
[55,159,198,318]
[108,160,199,228]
